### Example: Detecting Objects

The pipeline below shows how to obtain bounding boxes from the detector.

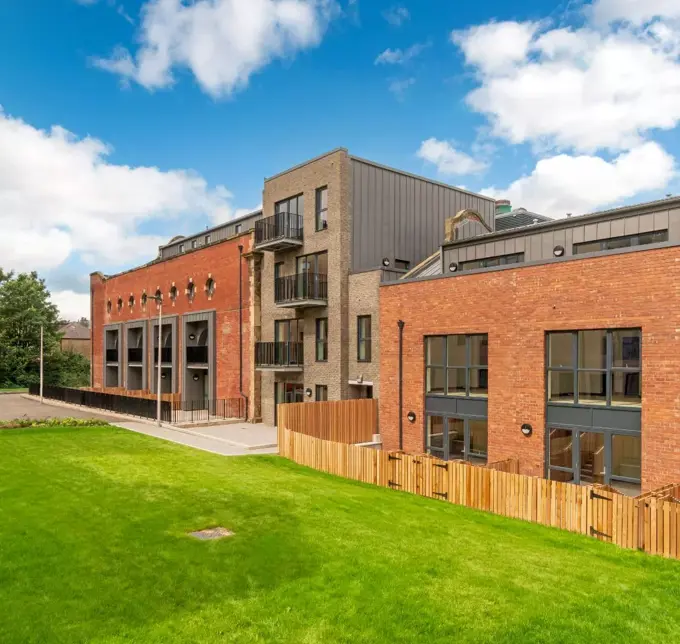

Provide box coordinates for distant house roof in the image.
[59,323,91,340]
[495,208,553,231]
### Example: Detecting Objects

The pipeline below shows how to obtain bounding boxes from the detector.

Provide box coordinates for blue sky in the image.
[1,0,679,318]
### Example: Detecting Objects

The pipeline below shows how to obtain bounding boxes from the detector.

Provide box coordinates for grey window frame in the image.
[425,334,488,398]
[275,193,304,217]
[235,224,242,234]
[394,259,410,271]
[315,186,328,231]
[573,230,668,255]
[357,315,372,363]
[425,413,488,464]
[205,234,212,244]
[191,239,197,249]
[316,385,328,401]
[546,329,641,408]
[315,318,328,362]
[274,261,284,283]
[179,243,185,253]
[460,253,524,272]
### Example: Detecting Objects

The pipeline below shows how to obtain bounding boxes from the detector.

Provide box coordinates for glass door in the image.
[426,415,488,464]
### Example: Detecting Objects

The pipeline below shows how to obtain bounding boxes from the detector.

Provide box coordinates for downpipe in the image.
[238,245,249,421]
[398,319,405,451]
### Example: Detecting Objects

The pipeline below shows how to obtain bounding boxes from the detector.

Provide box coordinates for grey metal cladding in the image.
[546,404,641,432]
[151,315,178,394]
[443,209,680,267]
[350,158,495,273]
[425,396,488,417]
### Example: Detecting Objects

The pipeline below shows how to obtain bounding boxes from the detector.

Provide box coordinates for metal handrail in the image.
[255,341,304,367]
[255,212,303,244]
[275,272,328,303]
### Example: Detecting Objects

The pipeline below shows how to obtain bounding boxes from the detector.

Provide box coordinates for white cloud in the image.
[383,5,409,27]
[52,291,92,321]
[417,138,488,176]
[388,77,415,100]
[452,9,680,152]
[483,142,675,216]
[375,42,428,65]
[0,107,236,276]
[94,0,338,97]
[591,0,680,26]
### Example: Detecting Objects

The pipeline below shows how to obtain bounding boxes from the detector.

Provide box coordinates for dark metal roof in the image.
[495,208,552,231]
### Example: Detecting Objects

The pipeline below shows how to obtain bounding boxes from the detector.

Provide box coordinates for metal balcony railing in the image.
[255,342,304,368]
[106,348,119,363]
[127,347,144,363]
[153,347,173,363]
[254,212,303,248]
[186,345,209,364]
[275,273,328,305]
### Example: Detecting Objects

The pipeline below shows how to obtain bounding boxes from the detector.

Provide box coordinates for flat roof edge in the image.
[264,148,349,182]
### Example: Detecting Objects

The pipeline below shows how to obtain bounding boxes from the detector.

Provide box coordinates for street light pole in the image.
[39,325,44,404]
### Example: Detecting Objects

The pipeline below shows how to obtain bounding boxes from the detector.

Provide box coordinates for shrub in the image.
[0,417,110,429]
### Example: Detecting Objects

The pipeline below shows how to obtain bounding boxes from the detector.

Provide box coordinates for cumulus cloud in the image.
[93,0,338,97]
[52,291,92,321]
[383,5,409,27]
[375,42,428,65]
[483,142,675,217]
[452,6,680,152]
[417,138,488,176]
[0,107,235,276]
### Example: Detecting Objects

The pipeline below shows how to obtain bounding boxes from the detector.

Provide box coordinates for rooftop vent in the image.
[495,199,512,215]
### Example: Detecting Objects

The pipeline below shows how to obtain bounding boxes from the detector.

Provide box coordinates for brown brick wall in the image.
[90,233,256,418]
[60,338,91,359]
[379,246,680,491]
[348,270,381,397]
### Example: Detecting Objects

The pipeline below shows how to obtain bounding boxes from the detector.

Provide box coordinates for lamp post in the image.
[148,294,163,426]
[39,325,44,404]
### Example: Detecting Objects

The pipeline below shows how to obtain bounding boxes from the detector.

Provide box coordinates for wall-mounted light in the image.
[161,373,167,380]
[188,333,196,341]
[553,245,565,257]
[407,411,416,423]
[382,258,390,267]
[305,388,313,397]
[192,374,200,382]
[449,262,458,273]
[521,423,533,437]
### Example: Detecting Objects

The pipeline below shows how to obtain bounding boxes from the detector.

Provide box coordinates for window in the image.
[315,186,328,231]
[574,230,668,255]
[117,297,123,312]
[235,224,242,234]
[395,259,410,271]
[141,293,148,307]
[460,253,524,271]
[187,281,195,301]
[316,385,328,401]
[106,300,112,314]
[296,251,328,275]
[547,329,641,407]
[191,239,197,249]
[425,335,488,397]
[179,243,185,253]
[316,318,328,361]
[169,286,177,301]
[275,194,304,217]
[357,316,372,362]
[206,277,215,297]
[426,416,488,465]
[205,234,212,244]
[274,320,304,365]
[128,295,135,308]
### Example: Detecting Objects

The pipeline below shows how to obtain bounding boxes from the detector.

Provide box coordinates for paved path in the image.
[0,395,278,457]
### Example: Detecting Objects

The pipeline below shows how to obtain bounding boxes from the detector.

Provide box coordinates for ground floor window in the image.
[315,385,328,401]
[547,427,640,494]
[426,415,488,465]
[274,382,304,425]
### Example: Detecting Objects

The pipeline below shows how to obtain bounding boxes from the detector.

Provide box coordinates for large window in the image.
[315,187,328,231]
[316,318,328,361]
[460,253,524,272]
[574,230,668,255]
[426,334,488,397]
[296,251,328,275]
[357,316,372,362]
[426,416,488,465]
[316,385,328,401]
[547,329,641,407]
[275,194,303,216]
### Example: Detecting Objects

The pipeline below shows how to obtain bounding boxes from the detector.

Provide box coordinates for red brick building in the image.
[380,198,680,493]
[90,212,262,420]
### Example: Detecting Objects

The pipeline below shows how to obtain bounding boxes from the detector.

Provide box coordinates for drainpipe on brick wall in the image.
[238,244,249,421]
[398,319,405,450]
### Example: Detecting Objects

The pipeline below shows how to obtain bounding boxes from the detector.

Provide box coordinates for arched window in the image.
[155,288,163,306]
[128,295,135,308]
[170,285,178,301]
[117,297,123,312]
[206,277,215,297]
[187,281,196,301]
[107,300,112,314]
[141,292,148,307]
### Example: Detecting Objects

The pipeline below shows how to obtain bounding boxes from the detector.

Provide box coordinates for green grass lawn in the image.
[0,387,28,393]
[2,427,680,644]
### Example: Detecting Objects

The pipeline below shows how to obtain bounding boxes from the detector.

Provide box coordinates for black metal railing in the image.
[170,398,244,424]
[28,384,172,422]
[275,273,327,304]
[186,345,209,364]
[127,347,144,363]
[254,212,303,245]
[106,348,119,362]
[255,342,304,368]
[153,347,173,363]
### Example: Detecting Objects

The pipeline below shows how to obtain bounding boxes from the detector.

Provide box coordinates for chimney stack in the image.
[495,199,512,215]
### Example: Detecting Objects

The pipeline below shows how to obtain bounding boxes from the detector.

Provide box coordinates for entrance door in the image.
[426,415,488,464]
[274,382,304,425]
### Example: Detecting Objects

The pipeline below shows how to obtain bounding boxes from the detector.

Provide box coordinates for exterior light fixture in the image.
[161,373,167,380]
[521,423,533,437]
[553,245,565,257]
[192,374,200,382]
[382,258,390,267]
[188,333,196,341]
[449,262,458,273]
[407,411,416,423]
[305,388,313,397]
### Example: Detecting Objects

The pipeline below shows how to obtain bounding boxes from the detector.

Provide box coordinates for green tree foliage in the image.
[0,270,90,388]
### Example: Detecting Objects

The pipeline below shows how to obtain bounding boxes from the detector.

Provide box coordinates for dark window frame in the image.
[205,234,212,244]
[459,253,524,272]
[191,239,197,249]
[546,328,641,408]
[425,414,488,465]
[315,186,328,231]
[296,251,328,275]
[274,261,284,283]
[394,259,410,271]
[425,334,488,398]
[573,230,668,255]
[316,384,328,401]
[357,315,372,363]
[315,317,328,362]
[275,193,304,217]
[235,224,242,234]
[179,243,185,253]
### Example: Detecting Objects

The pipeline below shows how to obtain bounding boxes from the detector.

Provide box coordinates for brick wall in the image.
[379,246,680,491]
[348,269,381,397]
[90,232,255,417]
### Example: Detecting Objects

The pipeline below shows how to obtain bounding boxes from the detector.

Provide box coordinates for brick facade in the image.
[348,269,381,398]
[379,246,680,492]
[90,232,256,418]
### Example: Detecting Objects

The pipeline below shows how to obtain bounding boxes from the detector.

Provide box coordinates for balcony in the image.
[127,347,144,364]
[254,212,303,251]
[153,347,173,364]
[275,273,328,308]
[186,345,209,365]
[255,342,304,371]
[106,348,118,363]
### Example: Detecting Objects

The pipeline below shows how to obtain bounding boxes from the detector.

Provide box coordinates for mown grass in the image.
[1,425,679,643]
[0,387,28,393]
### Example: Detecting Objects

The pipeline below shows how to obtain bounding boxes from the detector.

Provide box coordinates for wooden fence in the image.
[276,399,378,444]
[278,427,680,560]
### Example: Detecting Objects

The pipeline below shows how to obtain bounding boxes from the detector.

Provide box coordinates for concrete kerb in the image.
[20,395,277,451]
